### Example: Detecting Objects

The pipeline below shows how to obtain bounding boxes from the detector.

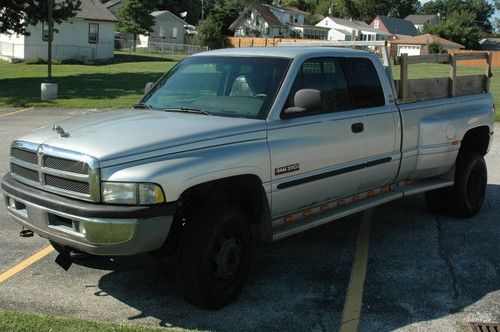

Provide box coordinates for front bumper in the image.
[1,173,177,256]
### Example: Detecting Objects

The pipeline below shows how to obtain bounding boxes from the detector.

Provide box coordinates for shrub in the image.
[429,41,445,54]
[23,57,47,64]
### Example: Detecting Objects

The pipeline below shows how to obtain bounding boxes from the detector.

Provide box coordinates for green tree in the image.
[428,41,444,54]
[193,14,228,49]
[0,0,81,35]
[422,0,494,33]
[426,10,482,49]
[117,0,156,51]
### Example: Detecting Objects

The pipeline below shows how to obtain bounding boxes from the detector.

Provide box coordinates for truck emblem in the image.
[52,125,69,138]
[275,163,300,176]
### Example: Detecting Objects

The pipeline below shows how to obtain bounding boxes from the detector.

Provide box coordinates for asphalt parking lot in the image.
[0,107,498,331]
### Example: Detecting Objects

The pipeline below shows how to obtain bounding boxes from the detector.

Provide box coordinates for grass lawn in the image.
[0,310,188,332]
[0,52,186,109]
[0,52,498,120]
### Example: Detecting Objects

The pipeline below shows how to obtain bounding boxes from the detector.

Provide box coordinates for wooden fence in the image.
[228,37,326,48]
[448,50,500,67]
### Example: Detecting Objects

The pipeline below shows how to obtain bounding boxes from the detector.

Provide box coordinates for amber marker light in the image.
[382,186,390,193]
[405,179,414,186]
[337,199,348,206]
[367,191,376,197]
[285,215,295,223]
[353,194,362,202]
[320,204,331,212]
[303,209,314,218]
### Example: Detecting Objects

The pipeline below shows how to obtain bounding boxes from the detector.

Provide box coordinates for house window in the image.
[256,16,261,26]
[42,22,50,41]
[265,27,270,35]
[89,23,99,44]
[289,14,293,22]
[294,14,298,23]
[159,26,166,37]
[173,27,178,38]
[373,20,379,29]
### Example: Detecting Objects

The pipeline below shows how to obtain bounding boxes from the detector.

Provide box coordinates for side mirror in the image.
[144,82,155,94]
[283,89,321,115]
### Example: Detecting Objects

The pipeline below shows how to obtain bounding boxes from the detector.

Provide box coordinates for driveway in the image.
[0,108,498,331]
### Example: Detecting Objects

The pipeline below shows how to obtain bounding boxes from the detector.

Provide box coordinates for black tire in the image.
[425,187,451,214]
[176,205,252,309]
[448,152,487,218]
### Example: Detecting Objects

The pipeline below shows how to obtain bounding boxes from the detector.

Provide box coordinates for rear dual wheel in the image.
[425,152,487,218]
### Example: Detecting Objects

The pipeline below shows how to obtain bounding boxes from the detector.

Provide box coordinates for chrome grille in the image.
[11,164,39,182]
[45,174,90,194]
[44,156,90,174]
[11,148,38,164]
[9,141,100,202]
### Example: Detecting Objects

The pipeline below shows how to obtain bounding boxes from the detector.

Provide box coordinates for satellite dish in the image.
[180,11,188,18]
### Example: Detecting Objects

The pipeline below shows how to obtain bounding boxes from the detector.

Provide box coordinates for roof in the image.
[479,38,500,50]
[405,14,438,25]
[75,0,118,22]
[390,34,464,48]
[194,47,368,59]
[230,3,284,30]
[374,15,417,36]
[151,10,188,25]
[265,4,308,15]
[103,0,121,9]
[328,17,378,33]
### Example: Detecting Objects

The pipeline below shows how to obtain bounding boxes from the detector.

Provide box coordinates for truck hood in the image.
[19,109,267,167]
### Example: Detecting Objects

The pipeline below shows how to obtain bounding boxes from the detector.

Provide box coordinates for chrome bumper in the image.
[1,174,175,256]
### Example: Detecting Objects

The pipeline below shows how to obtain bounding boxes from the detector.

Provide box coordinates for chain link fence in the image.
[116,38,208,56]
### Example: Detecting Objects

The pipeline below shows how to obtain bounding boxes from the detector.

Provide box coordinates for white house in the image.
[229,3,329,40]
[137,10,188,47]
[0,0,117,62]
[316,16,391,42]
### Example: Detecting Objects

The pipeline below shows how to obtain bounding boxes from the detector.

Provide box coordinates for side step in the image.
[272,178,453,241]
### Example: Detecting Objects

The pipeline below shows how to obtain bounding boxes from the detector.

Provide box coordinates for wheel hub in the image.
[212,237,241,280]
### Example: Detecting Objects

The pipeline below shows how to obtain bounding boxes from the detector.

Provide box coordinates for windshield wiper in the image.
[162,107,210,116]
[133,102,152,110]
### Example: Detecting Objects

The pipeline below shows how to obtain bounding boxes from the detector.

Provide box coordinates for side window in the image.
[89,23,99,44]
[341,58,385,109]
[285,57,352,117]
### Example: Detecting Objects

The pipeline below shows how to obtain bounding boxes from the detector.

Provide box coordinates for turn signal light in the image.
[303,209,313,218]
[285,215,295,223]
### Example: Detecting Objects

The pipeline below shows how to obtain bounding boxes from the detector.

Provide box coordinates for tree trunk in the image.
[133,33,137,52]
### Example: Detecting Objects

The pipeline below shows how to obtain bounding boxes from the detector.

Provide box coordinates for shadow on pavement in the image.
[73,185,499,331]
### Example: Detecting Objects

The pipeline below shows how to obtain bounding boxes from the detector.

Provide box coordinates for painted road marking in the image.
[0,246,54,283]
[339,209,373,332]
[0,107,34,119]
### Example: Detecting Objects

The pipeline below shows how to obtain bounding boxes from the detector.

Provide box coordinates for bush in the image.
[428,41,445,54]
[23,57,47,64]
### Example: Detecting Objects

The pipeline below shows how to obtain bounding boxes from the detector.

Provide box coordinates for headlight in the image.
[101,182,165,205]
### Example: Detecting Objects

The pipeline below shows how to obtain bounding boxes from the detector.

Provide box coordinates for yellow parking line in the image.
[0,107,34,119]
[339,209,373,332]
[0,246,54,283]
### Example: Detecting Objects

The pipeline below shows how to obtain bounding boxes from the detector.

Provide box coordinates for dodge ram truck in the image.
[1,46,495,309]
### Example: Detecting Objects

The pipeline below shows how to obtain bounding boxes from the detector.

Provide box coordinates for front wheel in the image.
[448,152,487,218]
[176,205,252,309]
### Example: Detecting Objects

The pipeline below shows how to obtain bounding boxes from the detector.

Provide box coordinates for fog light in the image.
[78,221,86,235]
[8,197,16,208]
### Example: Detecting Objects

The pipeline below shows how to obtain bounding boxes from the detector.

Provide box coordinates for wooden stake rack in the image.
[394,52,492,104]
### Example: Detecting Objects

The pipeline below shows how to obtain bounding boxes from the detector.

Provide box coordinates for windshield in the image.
[141,56,291,119]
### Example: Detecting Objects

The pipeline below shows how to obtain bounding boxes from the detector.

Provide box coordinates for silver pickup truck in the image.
[1,46,495,309]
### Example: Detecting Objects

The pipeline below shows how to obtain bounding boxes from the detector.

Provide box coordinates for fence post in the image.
[449,54,457,97]
[399,54,409,101]
[238,38,241,48]
[485,52,492,92]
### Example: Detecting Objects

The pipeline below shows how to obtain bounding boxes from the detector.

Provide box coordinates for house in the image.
[405,14,440,32]
[104,0,188,46]
[138,10,188,47]
[389,33,464,56]
[316,16,391,41]
[0,0,117,61]
[479,38,500,50]
[370,15,418,37]
[229,3,329,40]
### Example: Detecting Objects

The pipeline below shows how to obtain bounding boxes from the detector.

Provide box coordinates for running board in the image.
[271,178,454,241]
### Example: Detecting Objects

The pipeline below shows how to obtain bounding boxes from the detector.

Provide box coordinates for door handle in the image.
[351,122,364,133]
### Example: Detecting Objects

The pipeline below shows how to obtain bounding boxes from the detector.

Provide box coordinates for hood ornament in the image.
[52,125,69,138]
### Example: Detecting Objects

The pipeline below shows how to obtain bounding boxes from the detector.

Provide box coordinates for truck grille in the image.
[9,141,100,202]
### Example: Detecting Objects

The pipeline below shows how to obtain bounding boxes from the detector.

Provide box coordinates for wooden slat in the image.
[394,53,450,65]
[395,77,449,102]
[453,52,488,61]
[456,75,487,96]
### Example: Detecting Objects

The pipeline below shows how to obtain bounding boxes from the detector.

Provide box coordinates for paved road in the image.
[0,108,498,331]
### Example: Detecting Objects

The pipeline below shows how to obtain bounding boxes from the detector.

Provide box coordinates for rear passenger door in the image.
[268,57,367,217]
[340,58,400,190]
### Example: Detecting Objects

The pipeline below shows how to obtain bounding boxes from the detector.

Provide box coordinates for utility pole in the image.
[201,0,204,20]
[48,0,53,82]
